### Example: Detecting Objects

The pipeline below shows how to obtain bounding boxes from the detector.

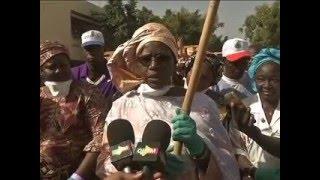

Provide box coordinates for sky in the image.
[88,0,277,38]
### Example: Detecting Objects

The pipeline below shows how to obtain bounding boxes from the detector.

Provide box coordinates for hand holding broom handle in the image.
[174,0,221,155]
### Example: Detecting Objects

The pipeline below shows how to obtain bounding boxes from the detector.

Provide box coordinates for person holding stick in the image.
[95,23,240,180]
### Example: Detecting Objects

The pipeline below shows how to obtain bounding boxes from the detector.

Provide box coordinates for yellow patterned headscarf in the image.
[108,23,178,93]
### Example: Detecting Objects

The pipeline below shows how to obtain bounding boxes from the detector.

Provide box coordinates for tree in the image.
[92,0,140,50]
[208,35,228,52]
[92,2,225,51]
[239,2,280,48]
[123,0,139,37]
[162,7,203,45]
[136,6,163,28]
[162,7,225,51]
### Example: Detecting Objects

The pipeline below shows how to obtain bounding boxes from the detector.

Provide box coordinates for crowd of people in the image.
[40,22,280,180]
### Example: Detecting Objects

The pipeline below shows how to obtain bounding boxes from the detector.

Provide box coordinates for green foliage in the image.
[162,7,203,45]
[92,1,226,51]
[240,2,280,48]
[92,0,138,49]
[208,35,228,52]
[161,7,226,52]
[136,6,163,28]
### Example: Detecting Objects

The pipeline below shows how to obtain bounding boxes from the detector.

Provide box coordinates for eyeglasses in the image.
[138,53,171,67]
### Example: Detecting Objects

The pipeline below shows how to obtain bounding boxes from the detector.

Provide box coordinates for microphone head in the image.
[107,119,137,171]
[107,119,135,146]
[142,120,171,152]
[133,120,171,173]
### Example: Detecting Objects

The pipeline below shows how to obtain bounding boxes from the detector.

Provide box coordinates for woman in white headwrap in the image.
[96,23,240,180]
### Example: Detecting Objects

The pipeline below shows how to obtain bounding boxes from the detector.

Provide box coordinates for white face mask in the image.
[137,83,173,97]
[44,80,72,98]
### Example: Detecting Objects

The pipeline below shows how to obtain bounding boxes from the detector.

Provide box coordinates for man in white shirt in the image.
[217,38,254,98]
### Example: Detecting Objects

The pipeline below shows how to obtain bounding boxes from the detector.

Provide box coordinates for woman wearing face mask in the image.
[40,41,110,180]
[227,48,280,179]
[96,23,240,180]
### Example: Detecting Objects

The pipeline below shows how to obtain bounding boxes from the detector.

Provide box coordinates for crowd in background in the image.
[40,22,280,180]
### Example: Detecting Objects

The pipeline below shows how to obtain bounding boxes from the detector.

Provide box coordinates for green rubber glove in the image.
[255,168,280,180]
[165,153,186,176]
[172,109,205,156]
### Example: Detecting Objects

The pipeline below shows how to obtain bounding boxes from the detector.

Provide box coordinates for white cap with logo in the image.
[81,30,105,47]
[222,38,251,62]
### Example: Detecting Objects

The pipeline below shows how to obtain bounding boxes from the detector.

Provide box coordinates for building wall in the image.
[40,1,103,60]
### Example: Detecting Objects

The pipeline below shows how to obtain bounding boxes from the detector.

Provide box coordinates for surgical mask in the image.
[137,83,173,97]
[44,80,72,98]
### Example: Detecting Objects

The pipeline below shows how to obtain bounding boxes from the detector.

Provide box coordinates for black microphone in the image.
[107,119,137,173]
[132,120,171,179]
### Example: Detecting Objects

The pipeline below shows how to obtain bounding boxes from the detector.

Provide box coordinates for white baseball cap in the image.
[222,38,251,62]
[81,30,105,47]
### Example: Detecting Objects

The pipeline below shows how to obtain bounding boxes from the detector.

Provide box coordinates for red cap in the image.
[226,50,252,62]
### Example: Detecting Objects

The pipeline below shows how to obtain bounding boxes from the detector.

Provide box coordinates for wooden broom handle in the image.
[174,0,221,155]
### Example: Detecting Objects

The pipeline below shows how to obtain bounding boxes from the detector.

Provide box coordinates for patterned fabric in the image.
[40,41,69,67]
[40,81,109,179]
[96,89,240,180]
[108,23,178,93]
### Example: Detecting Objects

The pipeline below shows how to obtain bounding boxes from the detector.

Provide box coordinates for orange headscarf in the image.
[40,41,69,67]
[108,23,178,93]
